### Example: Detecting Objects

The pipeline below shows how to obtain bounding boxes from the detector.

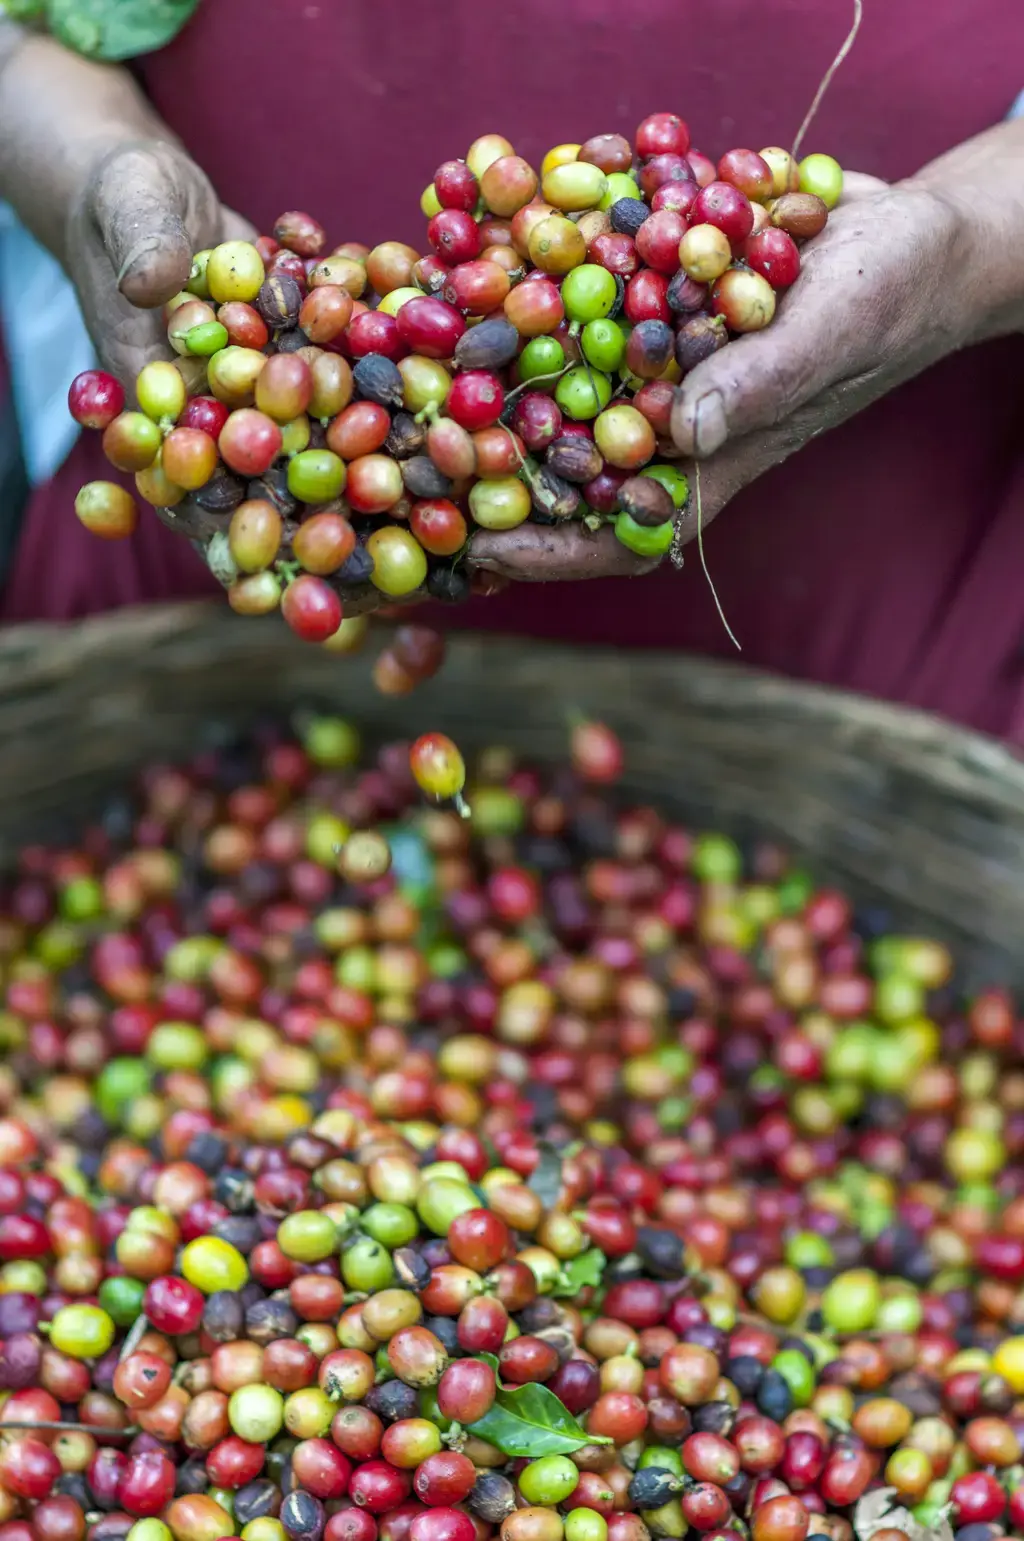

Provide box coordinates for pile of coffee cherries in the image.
[0,714,1023,1541]
[68,118,843,645]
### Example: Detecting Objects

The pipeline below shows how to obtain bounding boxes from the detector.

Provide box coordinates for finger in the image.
[89,303,179,396]
[221,205,259,243]
[89,142,202,308]
[671,180,889,459]
[837,170,889,201]
[468,522,660,582]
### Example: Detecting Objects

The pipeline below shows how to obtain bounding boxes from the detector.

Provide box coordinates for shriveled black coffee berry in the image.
[213,1215,262,1253]
[386,412,426,459]
[354,353,404,407]
[628,1469,684,1508]
[531,466,580,521]
[675,314,728,375]
[248,466,299,520]
[424,1313,460,1352]
[274,328,311,356]
[619,476,675,528]
[195,468,246,513]
[257,274,302,329]
[234,1481,280,1525]
[547,436,603,484]
[402,456,452,499]
[201,1290,244,1343]
[393,1246,432,1291]
[214,1167,254,1212]
[366,1378,419,1422]
[469,1473,517,1524]
[518,1298,565,1333]
[723,1356,763,1405]
[627,319,675,379]
[245,1294,298,1343]
[175,1457,209,1497]
[185,1130,227,1174]
[336,544,375,584]
[756,1367,793,1421]
[636,1225,687,1278]
[693,1401,736,1435]
[454,316,520,371]
[667,270,709,314]
[427,567,471,604]
[610,197,649,236]
[280,1490,325,1541]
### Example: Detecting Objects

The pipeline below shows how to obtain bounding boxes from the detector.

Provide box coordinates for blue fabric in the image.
[0,204,94,486]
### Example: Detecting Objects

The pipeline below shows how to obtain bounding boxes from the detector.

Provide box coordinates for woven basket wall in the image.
[1,600,1022,988]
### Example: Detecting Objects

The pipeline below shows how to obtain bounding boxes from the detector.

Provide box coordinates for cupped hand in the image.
[470,172,969,580]
[65,137,255,387]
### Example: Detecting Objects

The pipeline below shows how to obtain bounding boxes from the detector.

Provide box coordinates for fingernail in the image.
[693,389,727,457]
[116,237,161,290]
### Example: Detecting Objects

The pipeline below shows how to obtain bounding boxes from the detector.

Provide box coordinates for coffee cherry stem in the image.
[502,365,572,406]
[117,1309,149,1362]
[0,1420,141,1437]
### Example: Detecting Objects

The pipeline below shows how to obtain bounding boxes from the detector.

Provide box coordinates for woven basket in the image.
[1,600,1022,988]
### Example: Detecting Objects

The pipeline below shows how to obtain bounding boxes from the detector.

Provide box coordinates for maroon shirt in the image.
[6,0,1024,736]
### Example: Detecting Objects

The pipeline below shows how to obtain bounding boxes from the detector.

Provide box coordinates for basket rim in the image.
[0,598,1021,797]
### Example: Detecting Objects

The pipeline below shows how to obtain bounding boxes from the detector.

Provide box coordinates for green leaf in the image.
[552,1248,607,1298]
[46,0,202,60]
[1,0,47,20]
[466,1380,609,1457]
[527,1141,564,1208]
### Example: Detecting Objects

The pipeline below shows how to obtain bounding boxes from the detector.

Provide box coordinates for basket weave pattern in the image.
[1,601,1022,985]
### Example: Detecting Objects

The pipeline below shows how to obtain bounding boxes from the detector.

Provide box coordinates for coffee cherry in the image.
[711,269,777,332]
[798,153,843,208]
[207,241,266,305]
[136,361,188,423]
[161,427,219,490]
[636,112,691,158]
[273,211,326,257]
[68,370,125,430]
[744,229,801,289]
[281,575,344,643]
[102,413,161,472]
[74,481,138,539]
[228,500,283,572]
[769,193,828,240]
[293,512,356,575]
[410,734,467,804]
[409,499,468,556]
[678,224,732,283]
[219,410,284,477]
[287,450,347,504]
[434,159,479,212]
[366,526,428,596]
[529,215,587,274]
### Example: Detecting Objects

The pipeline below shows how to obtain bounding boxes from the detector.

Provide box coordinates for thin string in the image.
[791,0,864,160]
[695,463,740,651]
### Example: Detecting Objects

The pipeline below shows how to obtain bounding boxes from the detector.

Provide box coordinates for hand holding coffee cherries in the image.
[69,117,844,649]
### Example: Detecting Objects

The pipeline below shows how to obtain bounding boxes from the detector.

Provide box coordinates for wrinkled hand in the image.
[65,137,255,387]
[470,173,969,581]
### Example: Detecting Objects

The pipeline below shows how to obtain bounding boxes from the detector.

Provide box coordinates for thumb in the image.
[670,295,840,459]
[88,142,198,308]
[672,173,890,459]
